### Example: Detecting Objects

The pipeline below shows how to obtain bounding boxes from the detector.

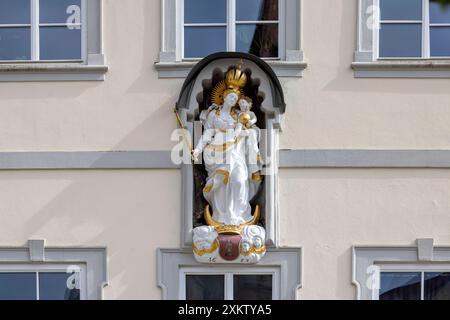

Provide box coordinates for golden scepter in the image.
[174,108,198,162]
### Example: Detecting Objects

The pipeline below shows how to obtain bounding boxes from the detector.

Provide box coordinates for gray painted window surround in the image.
[155,0,306,78]
[353,0,450,78]
[158,248,302,300]
[352,239,450,300]
[0,240,108,300]
[0,0,107,82]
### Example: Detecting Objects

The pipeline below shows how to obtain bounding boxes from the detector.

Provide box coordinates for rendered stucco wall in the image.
[280,168,450,299]
[0,0,449,300]
[0,169,180,300]
[0,0,449,151]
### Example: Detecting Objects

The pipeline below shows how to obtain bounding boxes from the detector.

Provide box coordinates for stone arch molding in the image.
[175,52,286,248]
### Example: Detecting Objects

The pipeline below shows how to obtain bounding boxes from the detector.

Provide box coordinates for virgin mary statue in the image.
[192,67,263,229]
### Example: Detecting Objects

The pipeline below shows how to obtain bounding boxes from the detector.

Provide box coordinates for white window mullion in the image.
[278,0,285,60]
[227,0,236,52]
[373,0,380,60]
[177,0,184,61]
[31,0,40,61]
[225,273,233,300]
[423,0,430,58]
[35,272,40,300]
[81,0,87,62]
[421,272,425,300]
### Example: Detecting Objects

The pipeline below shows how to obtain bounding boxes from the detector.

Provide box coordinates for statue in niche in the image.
[191,66,266,264]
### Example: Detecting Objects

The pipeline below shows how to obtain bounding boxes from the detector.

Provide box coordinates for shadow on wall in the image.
[0,85,184,300]
[2,102,183,298]
[0,1,188,300]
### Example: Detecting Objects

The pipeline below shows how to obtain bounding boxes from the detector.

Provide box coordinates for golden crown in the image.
[225,67,247,89]
[211,67,248,106]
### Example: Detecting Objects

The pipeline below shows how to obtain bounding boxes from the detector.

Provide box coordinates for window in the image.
[354,0,450,77]
[180,267,279,300]
[159,249,301,300]
[377,265,450,300]
[377,0,450,59]
[0,264,86,300]
[0,0,105,81]
[183,0,280,59]
[157,0,305,78]
[0,242,107,300]
[353,242,450,300]
[0,0,84,61]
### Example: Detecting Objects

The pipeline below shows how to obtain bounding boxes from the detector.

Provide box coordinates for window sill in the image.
[0,63,109,82]
[352,60,450,78]
[154,60,307,78]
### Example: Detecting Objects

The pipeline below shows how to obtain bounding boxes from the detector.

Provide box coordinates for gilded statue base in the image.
[192,205,266,264]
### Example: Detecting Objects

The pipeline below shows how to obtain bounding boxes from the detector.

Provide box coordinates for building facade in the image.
[0,0,449,300]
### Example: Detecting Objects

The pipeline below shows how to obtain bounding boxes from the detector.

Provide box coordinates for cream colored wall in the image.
[0,0,449,151]
[0,0,449,300]
[0,169,181,300]
[282,0,450,149]
[280,168,450,299]
[0,0,181,151]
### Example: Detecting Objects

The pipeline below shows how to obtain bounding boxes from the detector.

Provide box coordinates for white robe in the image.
[199,106,262,226]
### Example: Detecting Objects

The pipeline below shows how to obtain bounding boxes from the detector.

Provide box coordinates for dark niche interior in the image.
[192,66,266,229]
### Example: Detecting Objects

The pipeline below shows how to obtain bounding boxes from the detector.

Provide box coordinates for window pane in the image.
[40,26,81,60]
[424,272,450,300]
[40,0,81,24]
[39,272,80,300]
[184,26,226,58]
[379,23,422,57]
[236,0,278,21]
[430,26,450,57]
[0,0,30,24]
[186,275,224,300]
[233,275,273,300]
[185,0,226,24]
[236,24,278,58]
[430,0,450,24]
[380,0,422,21]
[0,27,30,60]
[0,273,37,300]
[379,272,421,300]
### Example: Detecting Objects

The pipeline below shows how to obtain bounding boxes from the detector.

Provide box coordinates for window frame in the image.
[179,266,281,300]
[157,0,305,78]
[353,0,450,78]
[0,0,87,63]
[0,263,88,300]
[374,0,450,60]
[0,0,106,82]
[158,248,302,300]
[374,263,450,300]
[180,0,285,61]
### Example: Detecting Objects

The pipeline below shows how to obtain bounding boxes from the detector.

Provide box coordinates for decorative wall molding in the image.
[0,151,178,170]
[2,150,450,170]
[155,60,307,78]
[352,61,450,78]
[279,149,450,168]
[0,63,108,82]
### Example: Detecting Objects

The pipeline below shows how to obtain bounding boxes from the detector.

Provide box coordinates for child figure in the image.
[238,96,258,129]
[237,96,262,185]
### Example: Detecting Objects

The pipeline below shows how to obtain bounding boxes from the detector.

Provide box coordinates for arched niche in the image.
[175,52,286,247]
